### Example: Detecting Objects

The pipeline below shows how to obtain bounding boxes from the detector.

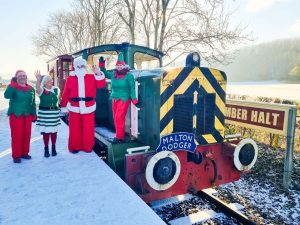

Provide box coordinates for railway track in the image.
[151,189,258,225]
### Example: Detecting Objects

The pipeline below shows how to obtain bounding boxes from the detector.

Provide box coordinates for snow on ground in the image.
[227,82,300,101]
[0,90,165,225]
[217,144,300,225]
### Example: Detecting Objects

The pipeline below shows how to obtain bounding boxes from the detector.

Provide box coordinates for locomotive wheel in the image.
[233,138,258,171]
[145,151,181,191]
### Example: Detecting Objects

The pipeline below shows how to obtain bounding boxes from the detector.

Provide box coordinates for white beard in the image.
[76,68,87,78]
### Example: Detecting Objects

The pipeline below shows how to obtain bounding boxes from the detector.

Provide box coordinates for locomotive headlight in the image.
[192,52,200,63]
[186,52,200,67]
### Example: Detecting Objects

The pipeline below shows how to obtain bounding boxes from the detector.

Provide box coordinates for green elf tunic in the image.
[36,87,61,133]
[100,67,136,101]
[4,82,36,117]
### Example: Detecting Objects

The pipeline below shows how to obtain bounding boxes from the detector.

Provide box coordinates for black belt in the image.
[71,97,95,102]
[39,106,59,110]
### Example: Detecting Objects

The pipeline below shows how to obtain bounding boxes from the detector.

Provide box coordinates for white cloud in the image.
[246,0,286,13]
[289,20,300,32]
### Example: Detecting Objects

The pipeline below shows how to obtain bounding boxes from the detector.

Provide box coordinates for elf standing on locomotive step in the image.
[99,53,138,142]
[61,56,106,153]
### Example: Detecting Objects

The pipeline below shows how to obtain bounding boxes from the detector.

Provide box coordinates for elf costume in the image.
[61,56,106,153]
[36,75,61,157]
[4,71,37,162]
[99,53,138,141]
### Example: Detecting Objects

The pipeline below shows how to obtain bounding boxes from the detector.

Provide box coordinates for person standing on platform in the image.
[4,70,37,163]
[99,53,138,142]
[60,56,106,153]
[35,71,61,158]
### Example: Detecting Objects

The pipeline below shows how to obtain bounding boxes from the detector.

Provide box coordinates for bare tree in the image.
[32,10,89,57]
[165,0,252,65]
[118,0,137,44]
[33,0,251,66]
[77,0,123,46]
[32,0,123,58]
[119,0,252,65]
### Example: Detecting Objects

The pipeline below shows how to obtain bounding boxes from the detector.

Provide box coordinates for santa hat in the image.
[15,70,26,77]
[74,56,87,69]
[116,53,125,66]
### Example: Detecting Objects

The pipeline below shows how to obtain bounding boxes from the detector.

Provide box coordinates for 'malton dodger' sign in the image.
[156,132,197,153]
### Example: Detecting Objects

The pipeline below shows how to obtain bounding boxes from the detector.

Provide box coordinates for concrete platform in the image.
[0,122,165,225]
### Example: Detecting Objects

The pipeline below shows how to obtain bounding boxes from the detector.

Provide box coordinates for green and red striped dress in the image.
[36,87,61,133]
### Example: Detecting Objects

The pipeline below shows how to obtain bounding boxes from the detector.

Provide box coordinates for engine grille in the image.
[197,94,215,134]
[173,93,216,136]
[173,95,193,133]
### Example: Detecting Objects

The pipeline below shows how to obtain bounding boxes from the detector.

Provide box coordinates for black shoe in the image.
[21,154,32,159]
[113,138,124,143]
[13,158,21,163]
[71,150,79,154]
[51,145,57,156]
[44,146,50,158]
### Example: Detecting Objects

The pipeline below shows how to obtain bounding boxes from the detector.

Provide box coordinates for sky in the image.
[0,0,300,79]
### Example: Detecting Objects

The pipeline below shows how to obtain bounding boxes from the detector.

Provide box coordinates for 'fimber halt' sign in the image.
[225,99,297,189]
[225,99,292,135]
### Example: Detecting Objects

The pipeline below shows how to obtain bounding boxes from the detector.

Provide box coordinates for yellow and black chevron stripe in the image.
[160,66,226,145]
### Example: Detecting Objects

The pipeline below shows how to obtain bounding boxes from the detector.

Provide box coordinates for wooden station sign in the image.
[225,99,295,135]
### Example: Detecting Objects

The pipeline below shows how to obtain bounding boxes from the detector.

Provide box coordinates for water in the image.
[227,81,300,101]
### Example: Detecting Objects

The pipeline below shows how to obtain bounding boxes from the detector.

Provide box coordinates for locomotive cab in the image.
[72,43,163,131]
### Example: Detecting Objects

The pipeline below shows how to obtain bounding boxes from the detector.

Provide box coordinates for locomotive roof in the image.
[72,42,164,59]
[47,43,164,67]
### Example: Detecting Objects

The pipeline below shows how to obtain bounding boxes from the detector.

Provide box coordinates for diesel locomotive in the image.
[48,43,258,203]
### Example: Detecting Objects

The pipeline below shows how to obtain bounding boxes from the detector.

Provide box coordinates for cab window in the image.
[134,52,160,70]
[92,51,118,70]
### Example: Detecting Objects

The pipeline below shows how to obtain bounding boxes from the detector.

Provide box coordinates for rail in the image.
[197,189,258,225]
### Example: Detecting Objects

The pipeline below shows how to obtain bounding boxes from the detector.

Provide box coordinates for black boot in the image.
[51,145,57,156]
[44,146,50,158]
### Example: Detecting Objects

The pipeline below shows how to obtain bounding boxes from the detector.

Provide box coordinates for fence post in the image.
[283,108,297,189]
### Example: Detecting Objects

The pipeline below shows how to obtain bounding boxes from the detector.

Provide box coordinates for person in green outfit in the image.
[98,53,138,142]
[4,70,37,163]
[35,71,61,158]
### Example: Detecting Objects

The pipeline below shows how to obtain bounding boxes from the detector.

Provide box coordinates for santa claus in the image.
[61,56,106,153]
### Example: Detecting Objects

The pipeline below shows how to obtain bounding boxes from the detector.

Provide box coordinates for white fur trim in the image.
[77,74,85,101]
[94,71,105,80]
[60,107,69,113]
[74,56,87,68]
[67,102,96,114]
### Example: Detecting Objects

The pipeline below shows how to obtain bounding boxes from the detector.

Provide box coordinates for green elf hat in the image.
[116,53,125,66]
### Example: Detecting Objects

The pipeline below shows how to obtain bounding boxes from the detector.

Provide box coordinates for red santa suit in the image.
[61,57,106,152]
